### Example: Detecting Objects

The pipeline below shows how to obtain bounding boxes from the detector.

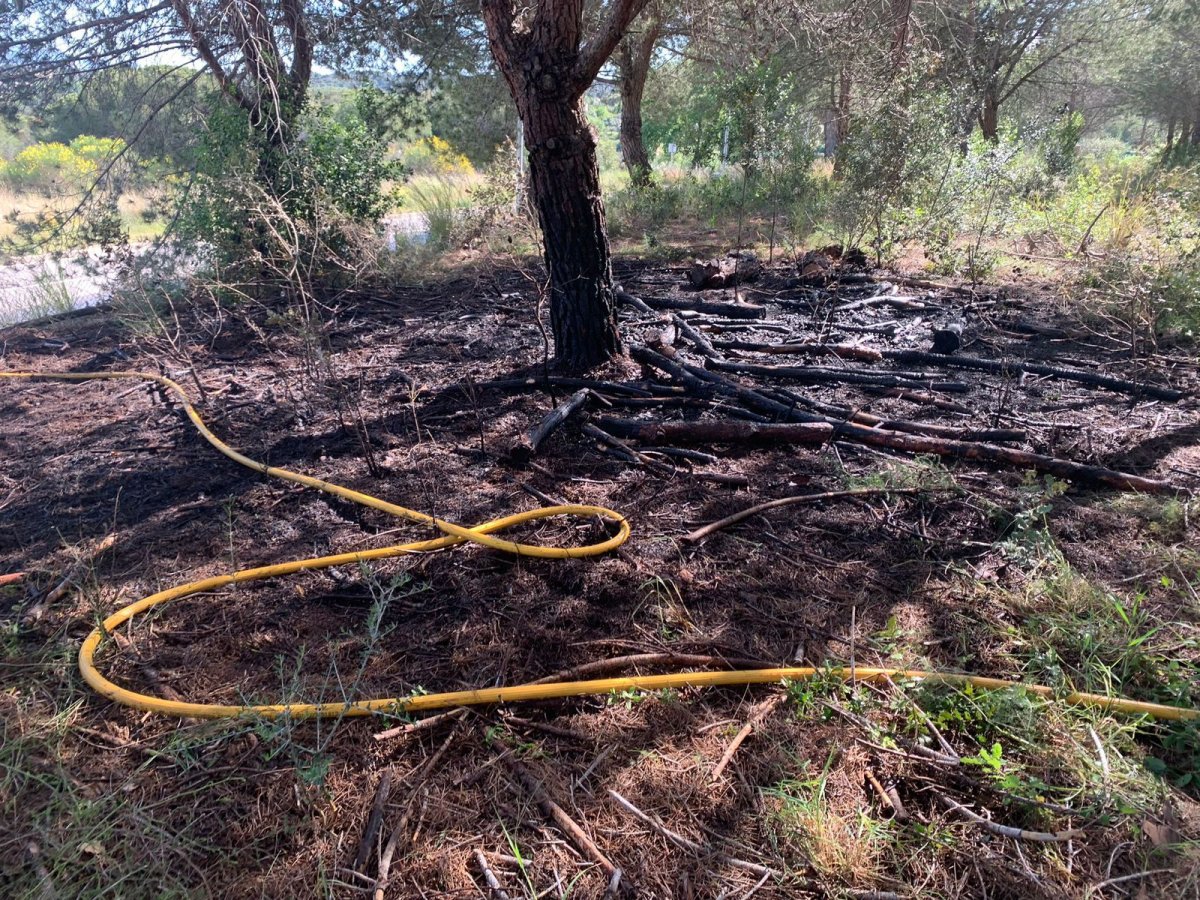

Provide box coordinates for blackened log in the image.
[628,343,717,393]
[707,358,970,393]
[687,252,763,289]
[882,350,1186,401]
[930,323,963,354]
[714,340,883,362]
[508,389,591,463]
[619,288,766,319]
[664,360,1180,493]
[670,314,722,359]
[596,417,834,445]
[760,387,1024,443]
[478,376,653,397]
[837,292,931,313]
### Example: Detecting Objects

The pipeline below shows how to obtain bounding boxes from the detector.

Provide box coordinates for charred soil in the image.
[2,256,1199,898]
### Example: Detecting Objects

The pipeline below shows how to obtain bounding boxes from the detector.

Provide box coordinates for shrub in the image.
[0,135,131,197]
[407,177,463,250]
[607,181,683,243]
[68,135,126,169]
[174,91,400,289]
[1042,110,1085,177]
[398,136,475,177]
[829,92,956,264]
[2,142,95,194]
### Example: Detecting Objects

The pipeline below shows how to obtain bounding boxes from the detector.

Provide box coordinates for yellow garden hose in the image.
[1,369,1197,723]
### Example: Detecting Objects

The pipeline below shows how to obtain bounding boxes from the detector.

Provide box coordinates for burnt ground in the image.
[1,255,1199,899]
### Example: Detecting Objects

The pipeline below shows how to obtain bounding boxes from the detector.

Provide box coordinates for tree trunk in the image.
[979,87,1000,142]
[525,95,623,371]
[616,20,660,187]
[835,65,852,147]
[482,0,642,373]
[889,0,913,74]
[823,105,838,159]
[1166,116,1176,151]
[830,65,853,175]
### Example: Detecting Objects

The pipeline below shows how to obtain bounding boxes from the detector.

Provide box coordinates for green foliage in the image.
[175,91,399,284]
[606,181,682,244]
[829,89,956,264]
[407,176,464,250]
[423,72,516,169]
[35,64,214,168]
[305,89,400,223]
[1068,161,1200,337]
[1044,110,1086,176]
[585,91,622,174]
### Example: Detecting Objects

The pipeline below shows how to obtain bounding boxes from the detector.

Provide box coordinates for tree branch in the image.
[576,0,652,88]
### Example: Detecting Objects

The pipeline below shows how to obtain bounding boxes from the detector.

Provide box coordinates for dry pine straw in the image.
[1,262,1199,898]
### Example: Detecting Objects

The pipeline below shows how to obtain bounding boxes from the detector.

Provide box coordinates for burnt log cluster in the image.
[494,260,1191,496]
[687,251,764,289]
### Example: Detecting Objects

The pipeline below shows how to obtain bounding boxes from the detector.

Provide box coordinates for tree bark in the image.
[830,64,853,172]
[979,86,1000,142]
[889,0,913,74]
[528,102,623,371]
[482,0,648,373]
[616,19,660,187]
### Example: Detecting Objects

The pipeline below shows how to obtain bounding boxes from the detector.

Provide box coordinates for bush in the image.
[407,177,463,250]
[1076,162,1200,340]
[829,92,956,263]
[397,136,475,177]
[607,181,683,244]
[0,135,131,196]
[173,91,401,300]
[2,142,95,194]
[1043,110,1085,177]
[68,135,126,170]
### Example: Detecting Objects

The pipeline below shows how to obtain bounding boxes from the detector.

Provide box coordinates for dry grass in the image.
[0,185,164,249]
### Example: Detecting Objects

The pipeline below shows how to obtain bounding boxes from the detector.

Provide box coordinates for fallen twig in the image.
[374,727,458,899]
[27,533,117,621]
[932,790,1083,842]
[607,789,775,878]
[492,737,620,880]
[502,714,593,743]
[474,848,513,900]
[684,488,941,543]
[1087,868,1174,897]
[373,707,467,742]
[528,651,769,685]
[711,694,784,781]
[353,769,394,873]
